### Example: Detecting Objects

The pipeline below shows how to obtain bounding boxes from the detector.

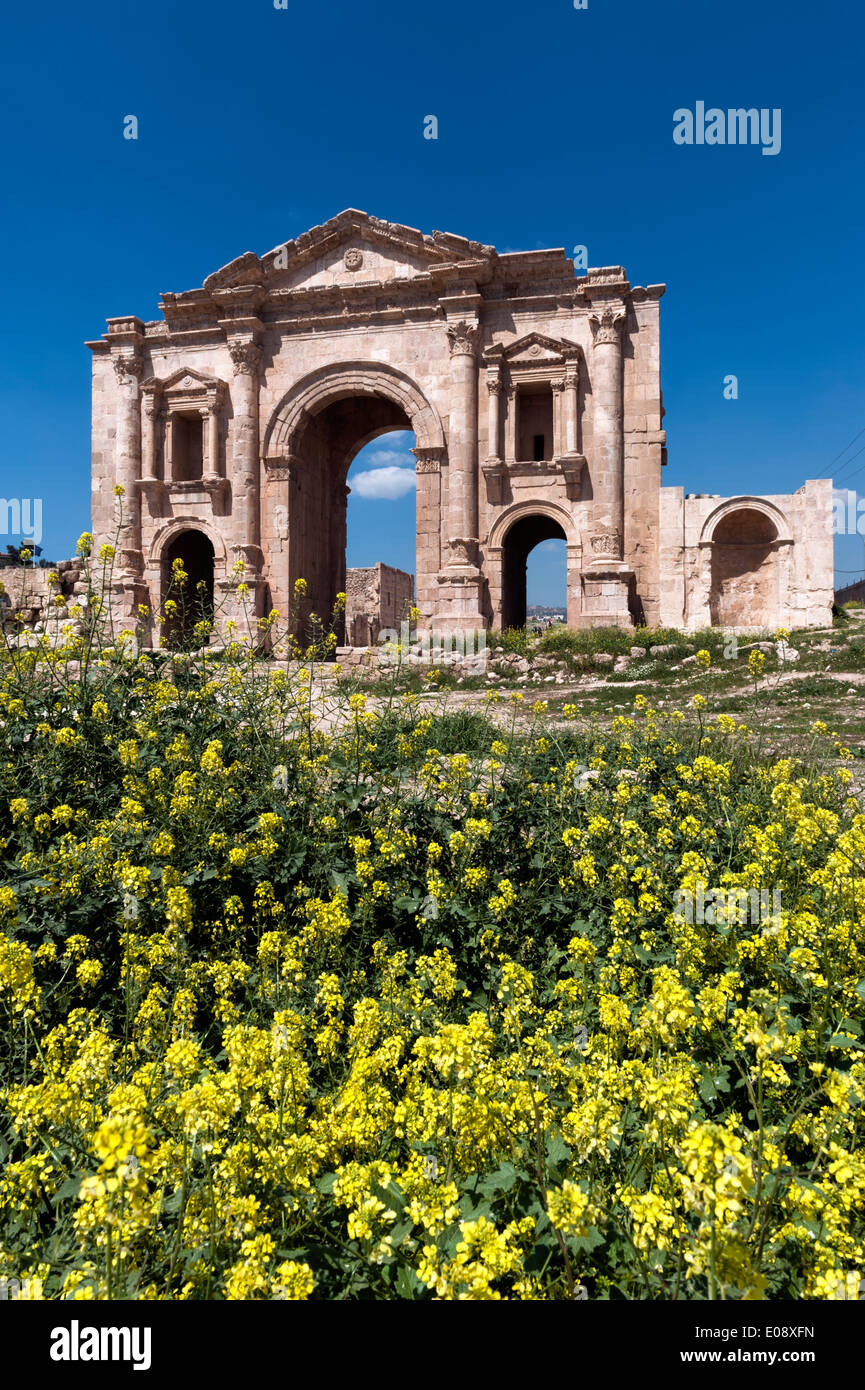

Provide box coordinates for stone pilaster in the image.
[445,319,480,551]
[111,350,144,575]
[434,318,485,630]
[226,337,264,629]
[141,397,160,482]
[412,445,444,620]
[486,372,502,463]
[563,360,579,455]
[582,305,633,626]
[589,305,626,559]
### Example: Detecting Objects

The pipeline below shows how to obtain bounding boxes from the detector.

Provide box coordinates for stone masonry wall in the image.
[345,563,414,646]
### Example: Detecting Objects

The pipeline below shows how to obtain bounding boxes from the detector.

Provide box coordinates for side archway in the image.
[148,521,222,648]
[486,501,581,630]
[699,500,792,628]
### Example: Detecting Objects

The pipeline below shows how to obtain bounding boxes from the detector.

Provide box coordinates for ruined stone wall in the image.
[0,560,85,647]
[345,563,414,646]
[657,481,834,632]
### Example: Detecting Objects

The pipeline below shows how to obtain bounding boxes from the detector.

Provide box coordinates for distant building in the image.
[345,563,414,646]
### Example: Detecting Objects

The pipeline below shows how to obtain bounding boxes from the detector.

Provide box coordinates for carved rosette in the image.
[228,341,263,376]
[589,307,626,346]
[446,321,479,358]
[112,354,144,387]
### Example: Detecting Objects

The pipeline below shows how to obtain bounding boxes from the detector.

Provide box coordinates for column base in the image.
[580,562,635,628]
[431,566,486,632]
[106,577,149,632]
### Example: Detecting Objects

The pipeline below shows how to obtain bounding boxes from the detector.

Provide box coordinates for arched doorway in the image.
[501,514,568,629]
[290,395,414,642]
[263,363,446,644]
[161,529,215,648]
[709,508,778,627]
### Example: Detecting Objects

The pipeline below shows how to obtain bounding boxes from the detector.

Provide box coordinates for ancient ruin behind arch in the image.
[87,209,833,641]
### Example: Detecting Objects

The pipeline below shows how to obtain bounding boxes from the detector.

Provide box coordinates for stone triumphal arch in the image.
[88,209,833,640]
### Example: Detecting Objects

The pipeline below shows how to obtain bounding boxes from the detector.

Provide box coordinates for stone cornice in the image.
[88,216,655,355]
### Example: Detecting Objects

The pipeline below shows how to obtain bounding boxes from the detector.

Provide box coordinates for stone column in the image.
[563,362,579,454]
[552,379,566,456]
[504,384,516,461]
[228,339,262,559]
[163,411,175,482]
[445,319,480,553]
[112,351,144,573]
[201,394,223,483]
[433,319,485,631]
[581,305,633,627]
[222,339,263,635]
[486,374,502,462]
[141,399,159,482]
[589,306,626,558]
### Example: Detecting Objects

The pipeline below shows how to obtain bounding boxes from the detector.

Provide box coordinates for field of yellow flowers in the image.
[1,570,864,1300]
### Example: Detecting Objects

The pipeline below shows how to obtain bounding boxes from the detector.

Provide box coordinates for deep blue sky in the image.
[2,0,863,603]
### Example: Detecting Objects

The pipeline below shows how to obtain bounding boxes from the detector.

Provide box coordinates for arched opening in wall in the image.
[346,428,418,644]
[161,529,214,649]
[709,509,778,627]
[291,396,418,647]
[502,515,567,630]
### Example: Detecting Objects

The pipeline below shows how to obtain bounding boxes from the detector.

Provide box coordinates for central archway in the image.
[263,363,446,638]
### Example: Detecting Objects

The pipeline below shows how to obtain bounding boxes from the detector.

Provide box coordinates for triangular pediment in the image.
[161,366,219,391]
[487,332,581,367]
[141,366,226,401]
[201,210,495,296]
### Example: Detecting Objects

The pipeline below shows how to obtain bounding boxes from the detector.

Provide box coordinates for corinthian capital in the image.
[446,321,479,358]
[589,307,626,346]
[112,353,144,386]
[228,340,263,376]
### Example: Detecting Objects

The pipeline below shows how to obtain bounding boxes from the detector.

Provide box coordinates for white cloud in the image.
[350,466,417,500]
[365,448,415,468]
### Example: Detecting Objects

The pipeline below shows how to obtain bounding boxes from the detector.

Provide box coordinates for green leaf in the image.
[395,1264,422,1299]
[477,1163,519,1198]
[52,1176,82,1205]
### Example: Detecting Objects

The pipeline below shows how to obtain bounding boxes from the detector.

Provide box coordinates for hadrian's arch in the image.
[87,209,833,641]
[262,362,446,633]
